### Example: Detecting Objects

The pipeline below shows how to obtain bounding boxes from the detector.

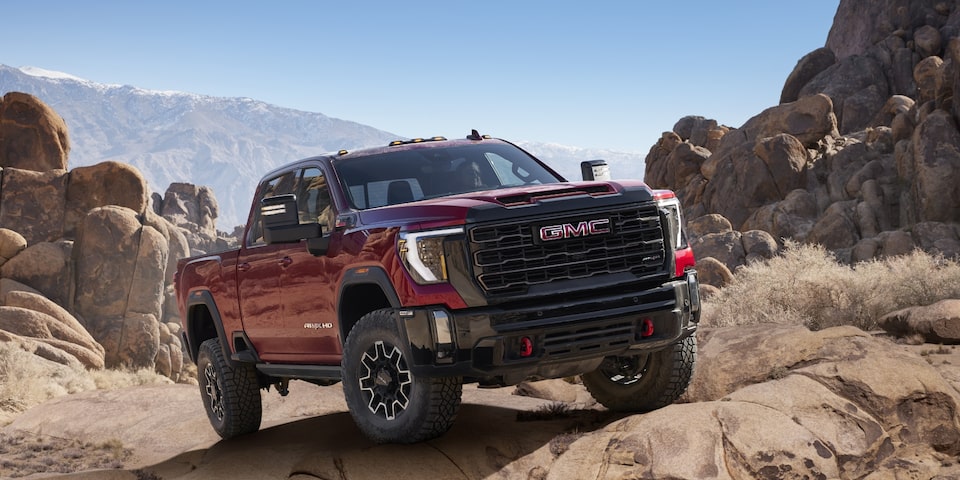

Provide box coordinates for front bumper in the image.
[398,271,700,384]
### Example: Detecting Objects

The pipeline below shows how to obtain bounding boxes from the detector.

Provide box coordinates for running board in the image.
[256,364,342,380]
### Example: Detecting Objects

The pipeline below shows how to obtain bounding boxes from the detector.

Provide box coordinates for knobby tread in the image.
[583,335,697,412]
[342,309,462,443]
[199,338,262,439]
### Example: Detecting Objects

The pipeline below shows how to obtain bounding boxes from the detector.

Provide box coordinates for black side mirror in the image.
[581,159,611,181]
[261,194,322,245]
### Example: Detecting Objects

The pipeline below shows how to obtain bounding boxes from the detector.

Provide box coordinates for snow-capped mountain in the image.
[0,65,647,228]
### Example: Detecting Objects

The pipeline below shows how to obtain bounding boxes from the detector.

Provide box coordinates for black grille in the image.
[469,204,666,296]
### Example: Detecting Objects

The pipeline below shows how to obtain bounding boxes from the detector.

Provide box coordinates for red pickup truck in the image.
[175,132,701,443]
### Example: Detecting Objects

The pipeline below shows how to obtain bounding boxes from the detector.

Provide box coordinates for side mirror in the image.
[261,194,322,245]
[581,159,611,181]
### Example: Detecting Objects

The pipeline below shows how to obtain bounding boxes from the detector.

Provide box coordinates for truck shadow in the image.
[148,403,624,479]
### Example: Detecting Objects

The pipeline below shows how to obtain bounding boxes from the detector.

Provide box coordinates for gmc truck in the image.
[175,131,701,444]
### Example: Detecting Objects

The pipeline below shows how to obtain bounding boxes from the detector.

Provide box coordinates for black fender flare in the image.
[337,266,401,339]
[183,289,235,366]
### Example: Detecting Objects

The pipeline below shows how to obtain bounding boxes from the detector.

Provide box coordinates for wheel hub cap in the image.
[204,363,224,421]
[358,341,411,420]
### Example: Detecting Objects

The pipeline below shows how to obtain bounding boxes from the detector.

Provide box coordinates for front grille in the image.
[469,204,666,296]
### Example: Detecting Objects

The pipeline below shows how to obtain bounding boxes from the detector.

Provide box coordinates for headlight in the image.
[656,194,686,250]
[398,227,463,284]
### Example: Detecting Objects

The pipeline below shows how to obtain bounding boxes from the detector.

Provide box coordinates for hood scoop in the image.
[496,184,616,206]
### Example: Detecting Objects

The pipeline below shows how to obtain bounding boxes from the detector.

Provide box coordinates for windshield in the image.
[334,143,564,209]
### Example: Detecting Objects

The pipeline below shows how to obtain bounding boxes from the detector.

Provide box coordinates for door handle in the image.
[278,256,293,268]
[238,262,252,272]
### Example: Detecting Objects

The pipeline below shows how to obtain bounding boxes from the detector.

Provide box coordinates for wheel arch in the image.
[184,290,234,366]
[337,267,401,343]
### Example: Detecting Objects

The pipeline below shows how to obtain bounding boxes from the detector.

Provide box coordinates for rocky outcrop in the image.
[156,182,229,254]
[0,92,69,171]
[0,92,209,381]
[648,0,960,266]
[878,299,960,344]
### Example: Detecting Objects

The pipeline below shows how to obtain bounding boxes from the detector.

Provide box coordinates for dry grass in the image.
[0,342,172,425]
[0,431,131,478]
[702,242,960,331]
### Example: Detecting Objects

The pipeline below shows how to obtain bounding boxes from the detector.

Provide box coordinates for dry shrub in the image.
[702,242,960,331]
[0,343,172,425]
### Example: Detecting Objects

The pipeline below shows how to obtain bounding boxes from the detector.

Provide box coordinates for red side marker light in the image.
[519,337,534,357]
[641,318,655,337]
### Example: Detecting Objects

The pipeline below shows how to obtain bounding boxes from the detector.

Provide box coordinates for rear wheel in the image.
[342,309,462,443]
[197,338,262,439]
[583,334,696,412]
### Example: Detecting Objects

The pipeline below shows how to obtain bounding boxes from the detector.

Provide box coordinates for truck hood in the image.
[356,180,656,231]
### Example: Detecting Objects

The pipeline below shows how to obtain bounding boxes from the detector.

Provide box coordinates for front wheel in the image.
[342,309,462,443]
[197,338,262,439]
[582,334,697,412]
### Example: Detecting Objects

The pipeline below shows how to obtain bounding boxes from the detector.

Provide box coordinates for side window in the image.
[246,171,297,247]
[297,167,334,232]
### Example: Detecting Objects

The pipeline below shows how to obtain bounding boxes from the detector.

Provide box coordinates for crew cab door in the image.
[240,166,341,363]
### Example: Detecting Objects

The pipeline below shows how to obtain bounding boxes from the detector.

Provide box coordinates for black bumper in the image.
[399,271,700,384]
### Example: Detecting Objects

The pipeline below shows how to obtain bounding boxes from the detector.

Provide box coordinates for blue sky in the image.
[4,1,838,152]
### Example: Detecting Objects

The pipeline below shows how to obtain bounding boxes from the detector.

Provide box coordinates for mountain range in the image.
[0,64,647,228]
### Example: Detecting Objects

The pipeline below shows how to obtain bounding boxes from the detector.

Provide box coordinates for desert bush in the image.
[0,343,172,425]
[702,242,960,331]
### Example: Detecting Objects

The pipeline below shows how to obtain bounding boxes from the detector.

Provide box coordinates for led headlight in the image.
[656,195,686,250]
[398,227,463,284]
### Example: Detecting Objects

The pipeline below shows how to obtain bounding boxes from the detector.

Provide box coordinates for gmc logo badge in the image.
[539,218,611,242]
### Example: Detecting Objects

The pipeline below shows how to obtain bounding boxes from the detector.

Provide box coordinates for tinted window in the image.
[335,143,562,210]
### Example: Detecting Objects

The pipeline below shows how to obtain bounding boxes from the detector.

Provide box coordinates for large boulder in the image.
[0,228,26,267]
[878,299,960,344]
[74,206,167,369]
[64,161,150,239]
[908,109,960,223]
[781,47,837,104]
[798,55,889,134]
[0,306,103,369]
[0,92,69,172]
[0,241,72,307]
[0,167,68,245]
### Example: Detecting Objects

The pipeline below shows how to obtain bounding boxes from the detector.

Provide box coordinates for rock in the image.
[742,189,819,242]
[3,290,103,357]
[871,95,915,128]
[158,183,220,253]
[64,161,150,239]
[752,133,809,197]
[914,24,943,58]
[909,110,960,222]
[781,47,837,104]
[0,306,103,369]
[694,257,734,288]
[0,92,69,171]
[643,131,683,189]
[914,56,945,105]
[798,55,888,134]
[549,401,841,479]
[0,241,72,307]
[741,230,779,261]
[0,167,68,245]
[687,214,732,238]
[806,201,860,250]
[75,206,167,369]
[690,231,745,272]
[664,142,710,188]
[513,379,582,404]
[738,93,840,149]
[686,325,851,402]
[0,228,26,267]
[878,299,960,344]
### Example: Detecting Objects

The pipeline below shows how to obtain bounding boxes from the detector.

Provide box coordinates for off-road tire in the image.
[197,338,262,439]
[342,309,462,443]
[582,334,697,412]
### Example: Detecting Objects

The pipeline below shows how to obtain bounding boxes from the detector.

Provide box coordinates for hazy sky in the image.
[4,1,839,152]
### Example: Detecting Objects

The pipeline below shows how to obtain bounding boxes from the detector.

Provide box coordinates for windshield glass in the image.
[334,143,564,209]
